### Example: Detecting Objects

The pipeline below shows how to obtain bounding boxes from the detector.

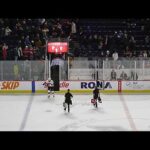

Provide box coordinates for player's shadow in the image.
[39,97,55,103]
[45,109,52,112]
[59,112,77,120]
[89,107,106,114]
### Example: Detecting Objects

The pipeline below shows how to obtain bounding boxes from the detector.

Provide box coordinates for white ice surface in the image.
[0,94,150,131]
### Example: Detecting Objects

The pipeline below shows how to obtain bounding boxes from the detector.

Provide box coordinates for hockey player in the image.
[63,89,73,113]
[43,78,54,98]
[91,86,102,108]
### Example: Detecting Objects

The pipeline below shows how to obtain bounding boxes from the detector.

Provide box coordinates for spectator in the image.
[106,50,110,57]
[71,21,76,34]
[24,35,31,46]
[38,18,45,25]
[23,45,33,60]
[138,51,143,59]
[130,70,138,80]
[145,35,149,44]
[112,51,118,61]
[98,41,103,50]
[105,50,110,61]
[143,50,148,58]
[100,50,104,57]
[5,26,12,36]
[14,46,23,60]
[120,71,128,80]
[124,46,132,58]
[0,44,2,60]
[129,36,136,50]
[35,38,43,48]
[2,43,8,60]
[111,69,117,80]
[132,50,137,58]
[42,24,49,38]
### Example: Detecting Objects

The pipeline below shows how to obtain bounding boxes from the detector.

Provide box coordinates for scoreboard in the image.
[47,42,68,54]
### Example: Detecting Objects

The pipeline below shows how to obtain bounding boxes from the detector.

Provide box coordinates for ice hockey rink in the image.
[0,94,150,131]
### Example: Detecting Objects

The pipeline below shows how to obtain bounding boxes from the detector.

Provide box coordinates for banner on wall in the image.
[35,81,118,91]
[122,81,150,90]
[1,80,150,93]
[0,81,31,91]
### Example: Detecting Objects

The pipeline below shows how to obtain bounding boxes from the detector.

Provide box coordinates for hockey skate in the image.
[98,97,102,103]
[91,99,98,108]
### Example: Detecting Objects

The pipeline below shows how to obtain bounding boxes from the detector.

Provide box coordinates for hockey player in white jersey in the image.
[43,78,55,98]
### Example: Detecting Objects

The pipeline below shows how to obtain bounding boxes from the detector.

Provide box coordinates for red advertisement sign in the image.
[48,42,68,53]
[1,81,19,90]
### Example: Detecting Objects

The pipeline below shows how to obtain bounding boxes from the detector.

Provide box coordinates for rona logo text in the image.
[1,81,19,90]
[81,81,112,89]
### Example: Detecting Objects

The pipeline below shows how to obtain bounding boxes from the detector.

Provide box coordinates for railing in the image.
[0,60,47,81]
[68,58,150,81]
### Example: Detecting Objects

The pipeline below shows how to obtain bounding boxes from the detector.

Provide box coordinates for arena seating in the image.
[0,18,150,60]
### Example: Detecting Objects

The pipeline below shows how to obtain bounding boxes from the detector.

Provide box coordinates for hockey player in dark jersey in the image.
[91,86,102,108]
[63,89,73,113]
[43,78,54,98]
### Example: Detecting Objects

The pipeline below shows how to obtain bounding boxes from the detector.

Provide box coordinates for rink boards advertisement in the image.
[0,80,150,94]
[35,81,118,93]
[0,81,32,93]
[122,81,150,93]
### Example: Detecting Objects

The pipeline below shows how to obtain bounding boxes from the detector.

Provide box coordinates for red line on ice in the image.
[119,94,137,131]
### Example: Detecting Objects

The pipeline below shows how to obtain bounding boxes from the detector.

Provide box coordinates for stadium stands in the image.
[0,18,150,60]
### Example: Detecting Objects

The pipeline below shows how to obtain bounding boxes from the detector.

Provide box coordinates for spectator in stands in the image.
[124,46,132,58]
[5,26,12,36]
[100,50,104,57]
[138,51,143,59]
[130,70,138,80]
[71,20,77,34]
[24,35,31,47]
[0,18,150,60]
[112,51,118,61]
[105,50,111,60]
[143,50,148,58]
[38,18,45,25]
[79,27,83,36]
[14,45,23,60]
[106,50,110,56]
[98,41,103,50]
[132,50,137,58]
[147,50,150,57]
[104,35,109,50]
[116,61,125,69]
[110,69,117,80]
[129,36,136,50]
[34,38,43,48]
[14,47,18,60]
[2,43,8,60]
[23,45,33,60]
[122,32,129,49]
[42,22,49,38]
[28,45,34,60]
[145,35,149,45]
[120,71,128,80]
